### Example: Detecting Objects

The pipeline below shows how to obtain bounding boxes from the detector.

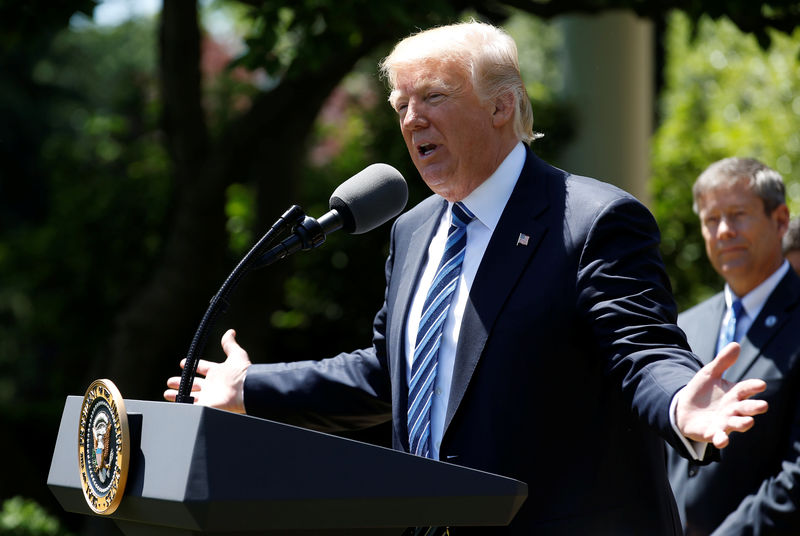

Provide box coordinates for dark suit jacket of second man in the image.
[669,268,800,535]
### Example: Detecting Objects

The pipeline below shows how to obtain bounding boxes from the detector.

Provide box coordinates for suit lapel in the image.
[727,271,800,381]
[693,297,726,365]
[444,150,550,434]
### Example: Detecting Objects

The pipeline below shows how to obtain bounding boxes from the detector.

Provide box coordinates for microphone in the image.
[329,163,408,234]
[256,163,408,267]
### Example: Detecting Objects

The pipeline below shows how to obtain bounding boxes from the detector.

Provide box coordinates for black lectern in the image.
[48,397,527,535]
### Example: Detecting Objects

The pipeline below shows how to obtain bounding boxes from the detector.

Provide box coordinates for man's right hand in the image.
[163,329,251,414]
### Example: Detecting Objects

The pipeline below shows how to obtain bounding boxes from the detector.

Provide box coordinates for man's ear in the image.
[492,92,515,128]
[774,203,791,236]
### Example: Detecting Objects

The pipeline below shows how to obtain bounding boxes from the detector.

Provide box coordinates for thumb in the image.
[221,329,250,364]
[704,341,740,378]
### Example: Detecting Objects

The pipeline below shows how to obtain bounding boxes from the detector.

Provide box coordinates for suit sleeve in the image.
[711,380,800,536]
[574,194,706,457]
[241,223,397,432]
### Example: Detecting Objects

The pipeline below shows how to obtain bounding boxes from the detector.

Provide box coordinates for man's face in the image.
[389,61,509,202]
[697,179,789,296]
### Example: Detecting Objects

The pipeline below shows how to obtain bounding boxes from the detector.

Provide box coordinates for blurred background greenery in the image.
[1,0,800,534]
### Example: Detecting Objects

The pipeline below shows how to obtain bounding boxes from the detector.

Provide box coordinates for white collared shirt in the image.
[717,260,790,353]
[404,142,526,460]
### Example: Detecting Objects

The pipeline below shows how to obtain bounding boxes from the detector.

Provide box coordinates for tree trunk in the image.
[99,0,389,399]
[101,0,228,398]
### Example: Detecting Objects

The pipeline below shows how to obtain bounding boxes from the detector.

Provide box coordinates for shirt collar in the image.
[725,260,790,319]
[455,142,526,232]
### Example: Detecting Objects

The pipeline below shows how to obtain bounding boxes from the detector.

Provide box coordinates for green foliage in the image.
[234,0,461,79]
[266,62,407,342]
[0,17,172,517]
[651,11,800,309]
[505,9,576,160]
[225,182,257,254]
[0,0,97,229]
[0,17,170,406]
[0,497,72,536]
[499,0,800,52]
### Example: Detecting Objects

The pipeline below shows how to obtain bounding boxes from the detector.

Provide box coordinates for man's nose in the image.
[717,217,736,239]
[402,101,427,129]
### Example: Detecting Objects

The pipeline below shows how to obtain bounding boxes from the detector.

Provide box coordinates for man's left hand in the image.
[676,342,769,448]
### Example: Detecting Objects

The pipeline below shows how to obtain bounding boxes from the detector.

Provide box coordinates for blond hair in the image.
[379,21,535,144]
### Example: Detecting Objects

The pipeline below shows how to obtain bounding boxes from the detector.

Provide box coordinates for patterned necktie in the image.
[408,201,475,458]
[719,299,745,350]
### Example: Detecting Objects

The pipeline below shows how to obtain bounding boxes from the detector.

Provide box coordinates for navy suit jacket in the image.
[668,269,800,535]
[245,148,706,534]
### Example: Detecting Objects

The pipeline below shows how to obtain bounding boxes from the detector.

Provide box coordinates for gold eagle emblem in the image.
[92,413,111,478]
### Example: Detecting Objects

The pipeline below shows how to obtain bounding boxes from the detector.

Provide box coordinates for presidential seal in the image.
[78,379,130,515]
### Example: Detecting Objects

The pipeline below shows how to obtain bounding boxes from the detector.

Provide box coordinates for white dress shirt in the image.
[404,142,526,460]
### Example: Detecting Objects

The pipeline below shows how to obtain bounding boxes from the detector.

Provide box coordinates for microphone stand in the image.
[175,205,307,403]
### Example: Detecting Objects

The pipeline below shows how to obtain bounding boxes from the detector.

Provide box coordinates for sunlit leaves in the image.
[225,182,256,253]
[651,12,800,308]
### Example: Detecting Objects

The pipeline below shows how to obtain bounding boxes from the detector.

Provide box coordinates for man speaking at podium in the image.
[166,21,768,535]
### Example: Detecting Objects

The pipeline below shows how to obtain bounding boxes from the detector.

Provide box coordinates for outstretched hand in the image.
[676,342,768,448]
[163,329,251,414]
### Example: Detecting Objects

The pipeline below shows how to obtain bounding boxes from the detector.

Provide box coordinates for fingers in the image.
[724,379,768,419]
[162,389,197,403]
[164,328,247,408]
[730,378,767,400]
[195,359,214,377]
[712,415,755,447]
[732,398,769,416]
[221,329,250,365]
[176,357,217,377]
[165,376,201,390]
[174,328,245,378]
[163,374,202,403]
[725,415,755,434]
[704,342,740,378]
[221,329,240,356]
[712,430,730,449]
[708,403,766,449]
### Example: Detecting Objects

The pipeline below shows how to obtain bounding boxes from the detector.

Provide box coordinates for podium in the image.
[48,397,527,535]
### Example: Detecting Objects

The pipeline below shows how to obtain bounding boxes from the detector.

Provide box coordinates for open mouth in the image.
[418,143,437,157]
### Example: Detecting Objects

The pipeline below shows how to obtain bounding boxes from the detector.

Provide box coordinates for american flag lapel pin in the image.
[516,233,530,246]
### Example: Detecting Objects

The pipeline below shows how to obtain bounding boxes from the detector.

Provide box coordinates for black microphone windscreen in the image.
[329,163,408,234]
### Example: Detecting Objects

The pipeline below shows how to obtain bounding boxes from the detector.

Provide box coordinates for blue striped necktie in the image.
[719,299,745,350]
[408,201,475,458]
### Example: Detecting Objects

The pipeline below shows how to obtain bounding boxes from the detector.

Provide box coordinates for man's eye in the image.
[427,93,444,102]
